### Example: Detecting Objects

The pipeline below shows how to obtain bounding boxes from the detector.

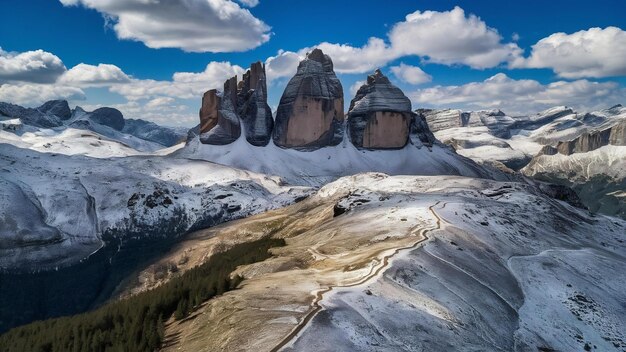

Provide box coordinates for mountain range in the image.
[0,48,624,351]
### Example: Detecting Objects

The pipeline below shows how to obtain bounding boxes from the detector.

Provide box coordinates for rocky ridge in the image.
[198,48,436,151]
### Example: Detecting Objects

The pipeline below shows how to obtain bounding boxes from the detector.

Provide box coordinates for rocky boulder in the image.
[199,79,241,145]
[90,107,125,131]
[347,69,414,149]
[273,48,344,149]
[237,61,273,146]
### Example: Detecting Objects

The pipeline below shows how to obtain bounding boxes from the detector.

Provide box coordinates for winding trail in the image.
[270,201,448,352]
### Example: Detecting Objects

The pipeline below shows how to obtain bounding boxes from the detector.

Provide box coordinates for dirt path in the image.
[270,201,447,352]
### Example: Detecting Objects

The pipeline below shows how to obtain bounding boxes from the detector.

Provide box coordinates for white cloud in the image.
[266,6,521,78]
[111,61,244,100]
[389,7,522,69]
[60,63,131,86]
[82,100,195,127]
[0,83,85,106]
[512,26,626,78]
[0,48,66,84]
[409,73,624,114]
[145,97,176,109]
[390,63,432,85]
[307,38,392,73]
[59,0,271,53]
[264,50,303,83]
[349,80,365,97]
[236,0,259,7]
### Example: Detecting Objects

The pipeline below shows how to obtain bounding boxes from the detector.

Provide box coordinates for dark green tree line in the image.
[0,238,284,352]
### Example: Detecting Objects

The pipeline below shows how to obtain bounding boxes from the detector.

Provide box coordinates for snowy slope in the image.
[140,173,625,352]
[0,143,309,271]
[281,175,626,352]
[426,105,625,171]
[177,135,501,186]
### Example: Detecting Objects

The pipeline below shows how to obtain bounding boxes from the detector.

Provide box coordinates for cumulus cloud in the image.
[264,50,303,83]
[266,6,521,80]
[145,97,176,109]
[0,84,85,106]
[0,48,67,84]
[111,61,244,100]
[349,80,365,96]
[60,63,131,86]
[389,7,522,69]
[59,0,271,52]
[309,38,392,73]
[512,26,626,78]
[390,63,432,85]
[409,73,624,114]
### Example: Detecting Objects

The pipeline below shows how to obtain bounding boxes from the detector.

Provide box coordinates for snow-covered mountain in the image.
[0,143,309,271]
[123,173,625,352]
[422,105,626,218]
[0,100,187,154]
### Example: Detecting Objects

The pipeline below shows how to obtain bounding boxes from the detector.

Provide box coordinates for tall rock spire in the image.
[272,48,344,149]
[198,78,241,145]
[237,61,273,146]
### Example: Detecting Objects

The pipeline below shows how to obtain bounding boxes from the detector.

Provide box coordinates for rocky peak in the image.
[37,100,71,120]
[198,60,273,146]
[347,69,422,149]
[272,48,344,149]
[237,61,273,146]
[90,107,125,131]
[366,69,390,85]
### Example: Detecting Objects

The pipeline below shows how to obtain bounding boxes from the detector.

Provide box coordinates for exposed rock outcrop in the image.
[347,69,413,149]
[37,100,71,121]
[199,83,241,145]
[421,108,513,138]
[90,107,125,131]
[122,119,188,147]
[0,101,62,128]
[555,119,626,155]
[273,48,344,149]
[237,61,273,146]
[199,62,273,146]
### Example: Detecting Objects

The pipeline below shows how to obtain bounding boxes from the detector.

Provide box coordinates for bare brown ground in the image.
[120,188,443,352]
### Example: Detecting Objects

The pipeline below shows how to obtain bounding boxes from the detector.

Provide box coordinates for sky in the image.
[1,0,625,127]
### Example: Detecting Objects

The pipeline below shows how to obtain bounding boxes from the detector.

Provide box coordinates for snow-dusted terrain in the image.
[127,173,625,352]
[178,134,501,186]
[284,175,626,352]
[2,96,625,351]
[0,101,311,271]
[423,105,626,218]
[0,143,308,270]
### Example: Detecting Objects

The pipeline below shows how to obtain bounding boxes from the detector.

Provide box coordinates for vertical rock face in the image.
[237,61,273,146]
[37,100,71,121]
[198,61,272,146]
[273,48,344,149]
[555,119,626,155]
[199,80,241,145]
[347,69,414,149]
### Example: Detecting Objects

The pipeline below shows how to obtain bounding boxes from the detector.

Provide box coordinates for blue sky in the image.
[1,0,625,126]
